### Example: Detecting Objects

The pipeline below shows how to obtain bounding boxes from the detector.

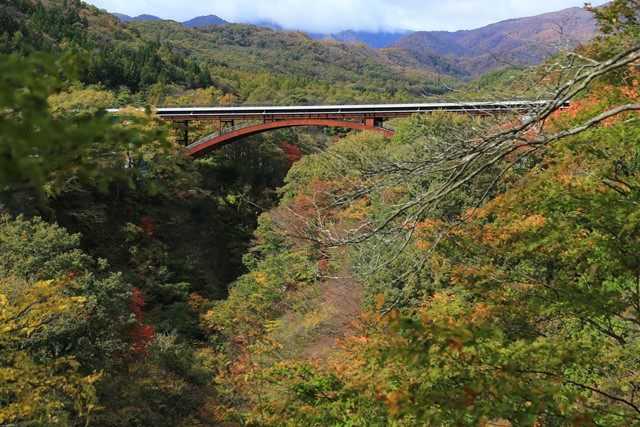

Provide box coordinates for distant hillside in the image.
[114,12,228,27]
[110,5,598,60]
[4,0,600,102]
[311,30,411,48]
[391,7,598,77]
[1,0,212,91]
[131,21,458,102]
[113,13,162,22]
[248,20,285,30]
[116,11,410,49]
[378,47,468,80]
[3,0,455,103]
[183,15,228,27]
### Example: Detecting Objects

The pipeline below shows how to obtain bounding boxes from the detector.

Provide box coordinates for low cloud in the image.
[88,0,608,33]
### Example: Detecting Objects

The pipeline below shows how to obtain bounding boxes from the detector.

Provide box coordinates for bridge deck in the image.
[156,101,551,121]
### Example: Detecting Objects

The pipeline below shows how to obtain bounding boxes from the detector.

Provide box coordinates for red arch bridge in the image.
[153,101,552,157]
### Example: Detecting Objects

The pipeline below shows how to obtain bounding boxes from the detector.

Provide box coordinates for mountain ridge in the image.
[113,7,596,56]
[390,6,598,76]
[111,6,599,79]
[113,13,162,22]
[309,30,411,49]
[113,12,229,28]
[183,14,229,27]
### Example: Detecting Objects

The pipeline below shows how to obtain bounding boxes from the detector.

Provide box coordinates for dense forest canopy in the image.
[1,0,640,425]
[0,0,214,92]
[0,0,461,107]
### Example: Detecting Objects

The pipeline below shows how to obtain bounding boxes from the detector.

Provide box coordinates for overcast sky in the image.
[86,0,608,33]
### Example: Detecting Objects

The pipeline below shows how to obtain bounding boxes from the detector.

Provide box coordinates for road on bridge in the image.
[156,100,550,122]
[114,101,558,156]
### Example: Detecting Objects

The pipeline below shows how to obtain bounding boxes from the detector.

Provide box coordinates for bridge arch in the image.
[186,119,394,157]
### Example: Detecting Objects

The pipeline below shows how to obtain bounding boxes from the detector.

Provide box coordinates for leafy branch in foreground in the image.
[0,53,176,198]
[291,41,640,251]
[0,278,98,425]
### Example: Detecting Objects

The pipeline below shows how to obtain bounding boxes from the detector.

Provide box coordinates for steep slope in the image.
[378,47,468,80]
[1,0,456,103]
[131,21,459,101]
[391,7,598,77]
[107,5,599,79]
[0,0,212,91]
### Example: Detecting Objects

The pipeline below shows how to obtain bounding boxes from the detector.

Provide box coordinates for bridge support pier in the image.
[365,117,384,128]
[177,120,189,146]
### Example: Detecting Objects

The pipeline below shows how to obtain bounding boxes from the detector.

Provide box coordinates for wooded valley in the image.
[1,0,640,425]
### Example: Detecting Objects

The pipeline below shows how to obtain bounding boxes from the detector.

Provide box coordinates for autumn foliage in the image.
[280,142,302,163]
[129,288,155,358]
[2,0,639,425]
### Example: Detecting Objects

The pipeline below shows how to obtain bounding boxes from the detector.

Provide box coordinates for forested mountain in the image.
[130,20,458,102]
[114,13,230,27]
[107,5,599,77]
[113,6,601,83]
[105,4,602,83]
[2,0,640,425]
[182,14,228,27]
[0,0,458,104]
[0,0,213,91]
[113,13,162,22]
[391,6,599,77]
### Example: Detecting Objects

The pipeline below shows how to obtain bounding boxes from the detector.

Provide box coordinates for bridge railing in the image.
[155,98,554,110]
